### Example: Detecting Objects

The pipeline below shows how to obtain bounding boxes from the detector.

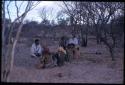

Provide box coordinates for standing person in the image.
[31,39,43,58]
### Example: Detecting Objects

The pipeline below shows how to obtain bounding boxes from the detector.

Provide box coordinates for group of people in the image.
[30,35,80,69]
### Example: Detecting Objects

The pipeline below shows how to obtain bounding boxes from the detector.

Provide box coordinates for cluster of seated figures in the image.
[36,44,80,69]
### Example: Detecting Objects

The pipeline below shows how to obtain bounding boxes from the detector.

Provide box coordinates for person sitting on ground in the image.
[52,46,66,67]
[57,46,66,66]
[68,35,79,46]
[67,35,80,59]
[59,36,70,62]
[59,36,67,50]
[36,45,53,69]
[40,45,53,68]
[31,39,43,58]
[74,46,80,59]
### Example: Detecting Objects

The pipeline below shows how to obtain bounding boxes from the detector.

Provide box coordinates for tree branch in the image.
[7,1,12,23]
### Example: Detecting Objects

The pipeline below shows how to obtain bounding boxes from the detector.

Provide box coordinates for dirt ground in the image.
[8,39,124,83]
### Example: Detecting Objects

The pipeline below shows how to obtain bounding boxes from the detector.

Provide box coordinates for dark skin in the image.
[35,40,39,46]
[34,40,41,56]
[72,35,76,38]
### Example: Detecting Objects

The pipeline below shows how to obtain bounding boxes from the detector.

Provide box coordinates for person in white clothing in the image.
[67,35,80,59]
[68,35,79,45]
[31,39,43,58]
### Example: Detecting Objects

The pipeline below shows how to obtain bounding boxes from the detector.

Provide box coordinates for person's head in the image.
[77,47,79,50]
[35,39,40,45]
[72,35,76,38]
[61,36,65,41]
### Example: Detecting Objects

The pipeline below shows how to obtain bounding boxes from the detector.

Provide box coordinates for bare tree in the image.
[38,6,48,22]
[61,2,124,60]
[38,6,54,24]
[2,1,40,82]
[62,1,80,36]
[62,2,89,46]
[77,2,124,60]
[89,2,124,60]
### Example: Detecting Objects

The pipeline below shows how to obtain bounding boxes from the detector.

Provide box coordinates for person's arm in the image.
[76,38,79,45]
[68,39,72,44]
[38,45,42,54]
[31,44,34,54]
[31,44,36,57]
[74,38,79,45]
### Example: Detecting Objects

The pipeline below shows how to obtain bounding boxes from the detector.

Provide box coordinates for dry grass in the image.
[7,38,124,83]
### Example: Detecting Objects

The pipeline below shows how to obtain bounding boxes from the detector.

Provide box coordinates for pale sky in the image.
[5,1,122,24]
[5,1,65,23]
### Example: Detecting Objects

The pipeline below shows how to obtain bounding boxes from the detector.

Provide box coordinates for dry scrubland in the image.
[8,37,124,83]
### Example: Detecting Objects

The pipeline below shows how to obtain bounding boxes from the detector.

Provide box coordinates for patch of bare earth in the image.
[9,41,123,83]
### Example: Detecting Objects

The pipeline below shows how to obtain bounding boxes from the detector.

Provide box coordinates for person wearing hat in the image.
[31,39,43,58]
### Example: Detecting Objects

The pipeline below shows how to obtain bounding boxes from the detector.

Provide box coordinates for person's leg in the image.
[36,53,41,58]
[52,53,57,66]
[66,53,70,62]
[57,58,60,66]
[56,53,61,66]
[31,53,36,58]
[62,53,65,65]
[64,53,67,62]
[31,55,36,58]
[55,53,59,65]
[36,56,44,69]
[42,56,46,68]
[67,49,72,63]
[59,52,65,66]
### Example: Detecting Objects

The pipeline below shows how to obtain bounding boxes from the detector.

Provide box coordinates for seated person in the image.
[68,35,78,47]
[66,45,74,62]
[74,46,80,59]
[31,39,43,58]
[57,47,66,66]
[52,46,66,67]
[59,36,67,50]
[67,35,79,59]
[37,46,52,69]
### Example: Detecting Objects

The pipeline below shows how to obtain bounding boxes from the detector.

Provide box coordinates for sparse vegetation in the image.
[2,1,124,83]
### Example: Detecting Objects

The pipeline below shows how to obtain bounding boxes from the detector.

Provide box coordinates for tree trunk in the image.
[80,26,86,47]
[101,37,115,61]
[2,1,6,81]
[2,1,5,46]
[109,47,115,61]
[81,34,86,47]
[85,33,88,47]
[2,44,13,82]
[95,26,100,44]
[2,1,40,82]
[6,15,26,82]
[96,33,101,44]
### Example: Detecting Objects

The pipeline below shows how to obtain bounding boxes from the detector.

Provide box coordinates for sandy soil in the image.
[8,40,124,83]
